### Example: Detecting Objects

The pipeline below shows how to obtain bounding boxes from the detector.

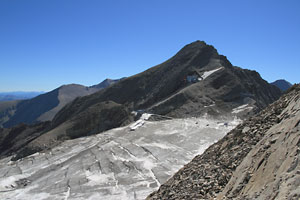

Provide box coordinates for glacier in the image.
[0,116,241,200]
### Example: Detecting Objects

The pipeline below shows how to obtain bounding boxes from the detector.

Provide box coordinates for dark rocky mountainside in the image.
[49,42,282,144]
[0,100,20,127]
[271,79,293,92]
[147,84,300,200]
[0,79,119,128]
[0,122,51,160]
[53,41,280,126]
[0,41,281,160]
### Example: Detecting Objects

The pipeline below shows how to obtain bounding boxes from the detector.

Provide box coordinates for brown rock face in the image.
[217,85,300,199]
[147,85,300,200]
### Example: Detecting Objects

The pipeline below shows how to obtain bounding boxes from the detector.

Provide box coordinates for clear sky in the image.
[0,0,299,92]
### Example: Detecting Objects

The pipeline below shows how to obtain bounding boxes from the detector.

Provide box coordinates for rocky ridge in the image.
[0,79,120,128]
[147,85,299,200]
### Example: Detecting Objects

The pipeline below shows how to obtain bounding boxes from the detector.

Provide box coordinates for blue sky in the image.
[0,0,299,92]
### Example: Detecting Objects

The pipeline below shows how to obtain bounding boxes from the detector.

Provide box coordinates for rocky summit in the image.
[147,84,300,200]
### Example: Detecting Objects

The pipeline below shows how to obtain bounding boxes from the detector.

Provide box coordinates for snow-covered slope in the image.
[0,116,240,200]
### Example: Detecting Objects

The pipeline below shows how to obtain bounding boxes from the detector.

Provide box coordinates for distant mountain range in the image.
[270,79,293,91]
[0,91,44,102]
[0,78,121,128]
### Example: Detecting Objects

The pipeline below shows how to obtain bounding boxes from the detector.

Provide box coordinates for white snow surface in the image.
[0,116,241,200]
[201,67,224,80]
[129,113,152,130]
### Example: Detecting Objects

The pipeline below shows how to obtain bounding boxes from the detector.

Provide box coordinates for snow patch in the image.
[64,186,70,200]
[130,113,152,131]
[201,67,223,80]
[204,103,215,108]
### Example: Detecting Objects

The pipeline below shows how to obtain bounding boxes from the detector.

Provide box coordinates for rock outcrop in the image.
[147,84,300,200]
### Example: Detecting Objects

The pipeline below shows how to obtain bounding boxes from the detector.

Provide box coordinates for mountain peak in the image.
[181,40,209,51]
[173,40,218,60]
[271,79,293,92]
[186,40,207,47]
